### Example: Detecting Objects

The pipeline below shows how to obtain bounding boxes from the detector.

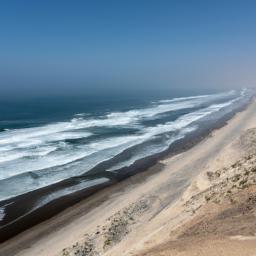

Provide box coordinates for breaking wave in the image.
[0,89,253,200]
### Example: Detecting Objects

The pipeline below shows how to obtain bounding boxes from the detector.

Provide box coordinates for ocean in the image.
[0,88,254,233]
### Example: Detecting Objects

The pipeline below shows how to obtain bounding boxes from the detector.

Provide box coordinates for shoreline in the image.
[0,98,255,255]
[0,99,252,243]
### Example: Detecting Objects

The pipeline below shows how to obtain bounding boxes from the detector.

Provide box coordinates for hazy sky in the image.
[1,0,256,97]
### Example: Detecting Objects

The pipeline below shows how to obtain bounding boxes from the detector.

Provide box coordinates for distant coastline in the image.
[0,95,252,242]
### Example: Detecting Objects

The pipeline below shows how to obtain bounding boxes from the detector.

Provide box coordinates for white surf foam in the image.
[0,92,246,201]
[0,206,5,221]
[0,202,13,221]
[0,135,142,180]
[0,145,58,164]
[106,126,196,172]
[36,177,109,208]
[0,90,237,154]
[0,126,92,146]
[0,96,239,181]
[158,90,236,104]
[92,90,238,124]
[0,92,218,166]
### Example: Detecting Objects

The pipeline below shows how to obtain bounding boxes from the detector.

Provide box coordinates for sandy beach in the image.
[1,99,256,256]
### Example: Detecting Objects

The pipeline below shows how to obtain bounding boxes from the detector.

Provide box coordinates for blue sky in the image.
[0,0,256,97]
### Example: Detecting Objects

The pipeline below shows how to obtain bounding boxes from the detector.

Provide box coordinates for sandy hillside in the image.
[138,148,256,256]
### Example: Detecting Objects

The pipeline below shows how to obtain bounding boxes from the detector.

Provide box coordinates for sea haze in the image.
[0,88,253,210]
